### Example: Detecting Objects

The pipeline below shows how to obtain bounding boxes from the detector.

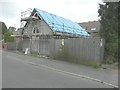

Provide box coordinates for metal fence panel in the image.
[38,39,50,55]
[5,37,105,65]
[6,42,16,50]
[64,38,105,65]
[22,39,30,52]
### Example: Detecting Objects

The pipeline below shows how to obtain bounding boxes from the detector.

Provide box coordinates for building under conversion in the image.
[9,8,104,66]
[21,8,90,38]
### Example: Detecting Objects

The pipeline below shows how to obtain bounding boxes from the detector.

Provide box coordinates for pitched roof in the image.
[33,8,90,36]
[79,21,101,33]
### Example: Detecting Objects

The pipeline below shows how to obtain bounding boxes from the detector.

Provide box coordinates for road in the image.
[2,50,118,88]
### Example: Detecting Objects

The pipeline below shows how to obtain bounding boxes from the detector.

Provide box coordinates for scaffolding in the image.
[20,8,39,28]
[20,8,89,39]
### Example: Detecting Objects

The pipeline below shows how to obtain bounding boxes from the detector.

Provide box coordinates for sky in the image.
[0,0,102,28]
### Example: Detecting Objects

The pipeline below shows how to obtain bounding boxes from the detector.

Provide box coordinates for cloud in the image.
[0,2,19,18]
[0,0,102,28]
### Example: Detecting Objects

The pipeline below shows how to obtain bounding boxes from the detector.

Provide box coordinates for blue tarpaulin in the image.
[33,8,90,36]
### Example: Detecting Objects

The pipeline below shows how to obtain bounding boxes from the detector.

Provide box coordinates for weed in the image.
[91,63,100,69]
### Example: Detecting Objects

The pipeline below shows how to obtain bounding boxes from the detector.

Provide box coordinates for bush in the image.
[4,32,15,42]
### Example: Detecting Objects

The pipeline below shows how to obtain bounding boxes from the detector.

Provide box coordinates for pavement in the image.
[2,50,119,88]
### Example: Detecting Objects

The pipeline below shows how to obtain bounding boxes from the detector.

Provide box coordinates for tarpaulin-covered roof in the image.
[33,8,90,36]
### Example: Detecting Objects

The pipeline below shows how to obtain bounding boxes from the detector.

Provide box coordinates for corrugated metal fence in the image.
[5,37,105,65]
[64,38,105,65]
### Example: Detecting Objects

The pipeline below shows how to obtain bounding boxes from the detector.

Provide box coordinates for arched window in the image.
[32,27,39,34]
[21,28,24,35]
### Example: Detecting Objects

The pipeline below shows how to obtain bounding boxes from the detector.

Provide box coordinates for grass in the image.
[91,63,100,69]
[30,53,38,57]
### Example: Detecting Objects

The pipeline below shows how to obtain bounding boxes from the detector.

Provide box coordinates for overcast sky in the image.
[0,0,102,28]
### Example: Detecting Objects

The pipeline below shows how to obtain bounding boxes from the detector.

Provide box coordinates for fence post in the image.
[39,36,40,55]
[15,40,17,51]
[30,37,32,54]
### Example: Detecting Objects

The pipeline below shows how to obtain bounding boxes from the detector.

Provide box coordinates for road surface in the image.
[2,50,118,88]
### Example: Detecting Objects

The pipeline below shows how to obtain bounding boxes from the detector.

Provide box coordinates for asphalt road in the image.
[2,50,117,88]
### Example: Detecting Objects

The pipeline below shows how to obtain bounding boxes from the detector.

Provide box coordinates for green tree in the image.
[98,2,119,63]
[4,32,15,42]
[118,3,120,63]
[0,21,8,35]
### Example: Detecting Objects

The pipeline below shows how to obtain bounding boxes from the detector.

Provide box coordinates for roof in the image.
[79,21,100,37]
[79,21,101,33]
[33,8,90,36]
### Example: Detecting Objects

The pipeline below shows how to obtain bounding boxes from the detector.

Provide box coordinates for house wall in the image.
[24,19,53,36]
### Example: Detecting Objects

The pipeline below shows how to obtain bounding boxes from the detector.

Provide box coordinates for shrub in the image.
[4,32,15,42]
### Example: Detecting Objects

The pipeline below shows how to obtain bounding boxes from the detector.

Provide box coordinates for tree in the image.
[118,2,120,63]
[0,21,8,40]
[4,32,15,42]
[0,21,8,35]
[98,2,119,63]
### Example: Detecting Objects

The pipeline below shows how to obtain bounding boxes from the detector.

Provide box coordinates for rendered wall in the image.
[24,20,53,36]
